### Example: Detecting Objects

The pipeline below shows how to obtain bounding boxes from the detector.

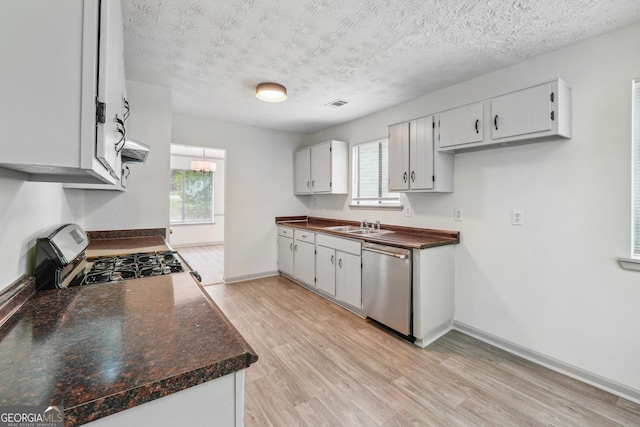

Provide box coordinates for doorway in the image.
[169,144,226,285]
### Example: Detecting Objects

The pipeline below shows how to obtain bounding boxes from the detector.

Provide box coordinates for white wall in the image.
[171,115,307,282]
[76,81,172,232]
[0,180,80,290]
[306,23,640,395]
[169,154,225,246]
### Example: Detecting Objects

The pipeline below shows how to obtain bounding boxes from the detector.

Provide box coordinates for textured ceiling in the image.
[123,0,640,135]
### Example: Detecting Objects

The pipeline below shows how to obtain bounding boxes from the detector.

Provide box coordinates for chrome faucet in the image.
[361,219,368,229]
[375,220,381,231]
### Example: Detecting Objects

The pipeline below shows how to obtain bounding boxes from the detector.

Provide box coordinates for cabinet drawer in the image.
[278,227,294,238]
[317,233,361,256]
[294,230,315,243]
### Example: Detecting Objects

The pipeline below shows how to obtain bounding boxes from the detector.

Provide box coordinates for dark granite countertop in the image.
[276,216,459,249]
[0,236,258,426]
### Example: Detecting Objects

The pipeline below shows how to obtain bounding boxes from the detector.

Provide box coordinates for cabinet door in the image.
[315,246,336,296]
[311,142,332,193]
[388,122,410,191]
[294,240,315,287]
[277,236,294,277]
[491,83,552,140]
[96,0,125,177]
[293,149,311,194]
[439,102,483,148]
[409,116,434,190]
[336,252,362,309]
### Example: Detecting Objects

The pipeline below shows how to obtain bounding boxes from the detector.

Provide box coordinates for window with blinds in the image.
[351,139,400,206]
[633,79,640,255]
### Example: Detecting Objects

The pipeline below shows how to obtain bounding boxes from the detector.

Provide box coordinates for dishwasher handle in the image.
[363,247,409,259]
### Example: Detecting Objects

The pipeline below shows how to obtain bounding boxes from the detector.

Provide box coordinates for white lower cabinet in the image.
[335,251,362,309]
[277,227,316,285]
[316,245,336,296]
[277,227,294,277]
[315,233,362,311]
[293,239,315,287]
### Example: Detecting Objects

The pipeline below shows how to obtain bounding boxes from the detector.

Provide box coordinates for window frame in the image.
[170,168,215,225]
[350,138,401,209]
[619,78,640,271]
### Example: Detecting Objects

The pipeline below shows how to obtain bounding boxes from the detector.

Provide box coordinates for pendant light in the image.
[256,82,287,102]
[191,148,217,173]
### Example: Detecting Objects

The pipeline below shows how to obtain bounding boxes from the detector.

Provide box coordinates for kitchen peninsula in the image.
[0,231,257,426]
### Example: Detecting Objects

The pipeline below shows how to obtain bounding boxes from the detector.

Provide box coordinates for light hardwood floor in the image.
[175,244,224,285]
[206,275,640,426]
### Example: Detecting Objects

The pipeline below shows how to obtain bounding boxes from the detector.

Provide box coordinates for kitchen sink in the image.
[346,229,394,235]
[323,225,362,232]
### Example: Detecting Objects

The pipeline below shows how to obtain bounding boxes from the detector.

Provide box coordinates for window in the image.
[632,79,640,256]
[170,169,214,224]
[351,139,400,206]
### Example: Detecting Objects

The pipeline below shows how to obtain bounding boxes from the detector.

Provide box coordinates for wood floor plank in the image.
[204,276,640,427]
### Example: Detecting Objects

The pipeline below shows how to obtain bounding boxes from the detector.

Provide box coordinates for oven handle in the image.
[362,247,408,259]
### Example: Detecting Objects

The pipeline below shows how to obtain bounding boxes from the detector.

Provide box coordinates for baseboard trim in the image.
[224,271,279,284]
[453,321,640,405]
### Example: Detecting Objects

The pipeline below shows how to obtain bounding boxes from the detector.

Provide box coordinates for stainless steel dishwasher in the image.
[361,242,413,338]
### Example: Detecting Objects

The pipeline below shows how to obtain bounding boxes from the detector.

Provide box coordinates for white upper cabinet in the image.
[0,0,126,184]
[389,117,453,193]
[409,116,435,191]
[438,102,484,149]
[293,148,312,194]
[491,83,553,140]
[437,79,572,153]
[294,140,348,195]
[388,122,410,192]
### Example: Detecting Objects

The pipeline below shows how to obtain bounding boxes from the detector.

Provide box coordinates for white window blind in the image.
[352,139,400,206]
[633,79,640,255]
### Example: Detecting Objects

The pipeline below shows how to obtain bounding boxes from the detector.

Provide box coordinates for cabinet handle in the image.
[494,115,498,130]
[124,165,130,178]
[311,180,315,188]
[550,111,555,121]
[403,172,407,183]
[290,243,293,251]
[410,171,415,182]
[123,99,130,122]
[338,258,342,268]
[115,115,126,153]
[330,255,334,265]
[294,244,298,252]
[306,181,310,188]
[475,119,479,133]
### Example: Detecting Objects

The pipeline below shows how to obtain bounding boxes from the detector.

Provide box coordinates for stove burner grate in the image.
[82,251,185,285]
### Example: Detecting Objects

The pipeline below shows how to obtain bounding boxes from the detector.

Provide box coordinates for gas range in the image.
[83,251,186,285]
[34,224,198,290]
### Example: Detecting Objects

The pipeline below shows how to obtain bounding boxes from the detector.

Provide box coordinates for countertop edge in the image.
[65,352,256,426]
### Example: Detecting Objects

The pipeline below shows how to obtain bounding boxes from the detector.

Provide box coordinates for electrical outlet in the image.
[405,207,411,217]
[454,208,463,222]
[512,209,524,226]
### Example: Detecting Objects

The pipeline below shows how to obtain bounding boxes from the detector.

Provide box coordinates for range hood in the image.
[121,139,150,164]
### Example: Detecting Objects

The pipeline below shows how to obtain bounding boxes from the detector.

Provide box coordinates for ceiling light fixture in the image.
[256,82,287,102]
[191,148,217,173]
